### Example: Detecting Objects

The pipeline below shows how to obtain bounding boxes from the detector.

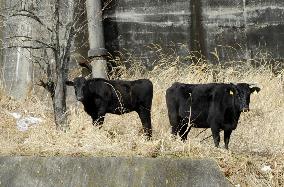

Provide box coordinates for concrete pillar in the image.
[2,1,33,99]
[85,0,108,79]
[0,0,3,79]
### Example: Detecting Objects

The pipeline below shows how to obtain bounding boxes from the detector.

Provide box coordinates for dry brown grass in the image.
[0,55,284,186]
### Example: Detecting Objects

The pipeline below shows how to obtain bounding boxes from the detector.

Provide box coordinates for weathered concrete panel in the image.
[2,1,33,99]
[0,156,232,187]
[202,0,247,61]
[201,0,284,61]
[245,1,284,59]
[104,0,284,64]
[104,0,191,66]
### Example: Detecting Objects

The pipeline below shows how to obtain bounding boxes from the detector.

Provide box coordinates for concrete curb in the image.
[0,156,232,187]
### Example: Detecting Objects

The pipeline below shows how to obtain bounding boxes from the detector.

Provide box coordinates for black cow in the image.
[66,77,153,138]
[166,82,260,149]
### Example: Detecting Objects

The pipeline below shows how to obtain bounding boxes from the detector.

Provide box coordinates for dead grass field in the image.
[0,56,284,186]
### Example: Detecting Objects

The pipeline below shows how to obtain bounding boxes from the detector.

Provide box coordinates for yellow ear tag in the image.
[229,90,234,95]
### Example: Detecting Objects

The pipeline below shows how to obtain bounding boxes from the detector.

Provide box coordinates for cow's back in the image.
[166,82,220,128]
[132,78,153,97]
[108,79,153,111]
[127,79,153,109]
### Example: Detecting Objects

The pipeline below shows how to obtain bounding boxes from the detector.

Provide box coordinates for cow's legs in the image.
[91,113,98,125]
[169,114,180,136]
[211,126,221,148]
[97,108,106,127]
[137,107,152,139]
[178,117,190,141]
[93,115,105,128]
[224,129,232,150]
[166,94,179,137]
[91,109,106,128]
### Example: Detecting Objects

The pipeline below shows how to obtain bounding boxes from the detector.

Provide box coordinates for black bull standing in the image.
[66,77,153,138]
[166,82,260,149]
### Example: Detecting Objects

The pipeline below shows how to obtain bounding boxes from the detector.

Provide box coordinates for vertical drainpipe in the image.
[190,0,206,61]
[85,0,108,79]
[242,0,250,60]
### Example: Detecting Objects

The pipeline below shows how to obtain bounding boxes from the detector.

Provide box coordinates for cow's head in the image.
[234,83,261,112]
[66,77,87,101]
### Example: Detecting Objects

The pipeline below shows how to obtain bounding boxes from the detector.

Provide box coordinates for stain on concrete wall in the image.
[190,0,207,60]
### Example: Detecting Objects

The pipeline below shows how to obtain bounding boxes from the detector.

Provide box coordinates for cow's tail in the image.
[166,88,179,135]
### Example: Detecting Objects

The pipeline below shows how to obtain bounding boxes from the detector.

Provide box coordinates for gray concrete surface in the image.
[2,0,33,99]
[2,0,283,99]
[103,0,284,64]
[0,156,232,187]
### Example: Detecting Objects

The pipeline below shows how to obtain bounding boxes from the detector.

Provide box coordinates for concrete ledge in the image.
[0,156,232,187]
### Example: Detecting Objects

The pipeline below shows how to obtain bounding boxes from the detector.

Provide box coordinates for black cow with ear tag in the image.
[166,82,260,149]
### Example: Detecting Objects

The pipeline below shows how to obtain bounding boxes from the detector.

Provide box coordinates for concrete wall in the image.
[103,0,284,65]
[104,0,192,66]
[1,0,284,98]
[202,0,284,62]
[0,156,232,187]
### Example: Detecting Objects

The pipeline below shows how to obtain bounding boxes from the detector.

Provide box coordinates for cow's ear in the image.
[250,86,260,94]
[65,81,74,86]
